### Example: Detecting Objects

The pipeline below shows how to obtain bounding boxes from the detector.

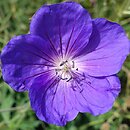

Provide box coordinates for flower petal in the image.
[29,74,78,126]
[30,2,92,57]
[74,18,130,76]
[71,74,120,115]
[1,34,55,92]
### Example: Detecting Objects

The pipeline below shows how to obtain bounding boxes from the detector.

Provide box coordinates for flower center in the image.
[55,60,78,82]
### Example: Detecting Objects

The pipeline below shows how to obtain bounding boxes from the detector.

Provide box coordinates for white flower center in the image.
[55,60,78,82]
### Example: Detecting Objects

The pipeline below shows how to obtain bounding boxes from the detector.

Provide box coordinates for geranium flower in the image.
[1,2,130,126]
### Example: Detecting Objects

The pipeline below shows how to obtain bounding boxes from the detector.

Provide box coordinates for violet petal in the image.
[74,18,130,76]
[30,2,92,57]
[29,74,78,126]
[1,34,55,92]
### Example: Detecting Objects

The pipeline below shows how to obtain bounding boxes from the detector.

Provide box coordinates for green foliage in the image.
[0,0,130,130]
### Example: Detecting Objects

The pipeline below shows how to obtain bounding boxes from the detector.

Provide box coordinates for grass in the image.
[0,0,130,130]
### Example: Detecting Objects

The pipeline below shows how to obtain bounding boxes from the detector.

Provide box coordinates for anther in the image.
[72,61,75,68]
[60,60,68,66]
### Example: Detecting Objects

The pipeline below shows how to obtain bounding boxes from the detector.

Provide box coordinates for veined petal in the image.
[29,74,78,126]
[1,34,55,92]
[74,18,130,76]
[30,2,92,58]
[71,74,120,115]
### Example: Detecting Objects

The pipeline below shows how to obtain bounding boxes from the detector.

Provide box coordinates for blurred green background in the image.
[0,0,130,130]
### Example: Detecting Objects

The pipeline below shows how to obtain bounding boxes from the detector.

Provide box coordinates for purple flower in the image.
[1,2,130,126]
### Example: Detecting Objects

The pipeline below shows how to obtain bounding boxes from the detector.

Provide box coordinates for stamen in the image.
[66,77,72,82]
[60,60,67,66]
[72,61,75,68]
[55,60,79,82]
